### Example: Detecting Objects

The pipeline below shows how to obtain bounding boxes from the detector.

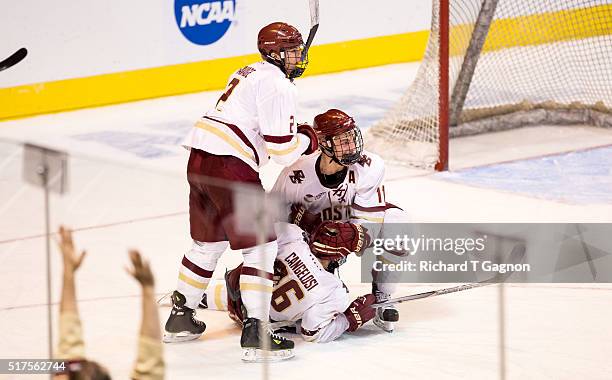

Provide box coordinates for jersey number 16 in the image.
[272,279,305,312]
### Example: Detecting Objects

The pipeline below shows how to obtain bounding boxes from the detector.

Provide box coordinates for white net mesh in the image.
[367,0,612,168]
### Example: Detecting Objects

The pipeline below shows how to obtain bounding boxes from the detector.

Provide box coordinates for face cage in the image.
[320,127,364,166]
[281,45,308,79]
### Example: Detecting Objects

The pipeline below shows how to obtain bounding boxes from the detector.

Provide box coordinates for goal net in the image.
[366,0,612,170]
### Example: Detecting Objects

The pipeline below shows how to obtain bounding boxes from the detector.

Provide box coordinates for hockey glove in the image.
[297,123,319,155]
[310,221,371,261]
[344,294,377,331]
[289,203,322,235]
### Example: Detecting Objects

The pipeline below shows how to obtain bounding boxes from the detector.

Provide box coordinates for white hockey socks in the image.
[177,240,228,309]
[240,240,277,321]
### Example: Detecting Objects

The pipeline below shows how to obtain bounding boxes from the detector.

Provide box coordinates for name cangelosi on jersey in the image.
[270,227,352,343]
[272,150,390,238]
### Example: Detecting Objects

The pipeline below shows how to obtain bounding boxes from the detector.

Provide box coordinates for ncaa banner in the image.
[175,0,237,45]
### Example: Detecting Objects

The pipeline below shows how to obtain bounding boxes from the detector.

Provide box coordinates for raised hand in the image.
[126,250,155,288]
[57,226,87,273]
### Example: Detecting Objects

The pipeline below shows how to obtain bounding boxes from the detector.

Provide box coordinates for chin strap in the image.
[330,155,344,166]
[321,149,343,167]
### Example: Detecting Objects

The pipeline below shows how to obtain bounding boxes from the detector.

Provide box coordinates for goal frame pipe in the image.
[449,0,499,126]
[436,0,450,171]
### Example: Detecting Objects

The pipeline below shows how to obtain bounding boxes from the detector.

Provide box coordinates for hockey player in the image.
[164,22,319,362]
[271,108,409,332]
[204,221,378,343]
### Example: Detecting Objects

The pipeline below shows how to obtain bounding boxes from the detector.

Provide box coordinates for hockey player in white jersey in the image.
[271,108,410,332]
[164,22,319,362]
[204,221,379,343]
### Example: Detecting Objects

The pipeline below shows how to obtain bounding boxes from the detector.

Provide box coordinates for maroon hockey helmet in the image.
[313,109,364,165]
[258,22,308,79]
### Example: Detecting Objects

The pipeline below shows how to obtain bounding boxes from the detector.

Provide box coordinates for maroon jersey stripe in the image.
[241,266,274,281]
[204,116,260,165]
[182,256,214,278]
[300,326,320,336]
[352,202,402,213]
[263,134,294,144]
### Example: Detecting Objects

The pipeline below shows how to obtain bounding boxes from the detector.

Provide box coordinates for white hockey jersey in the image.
[271,150,389,240]
[270,225,352,342]
[203,224,353,343]
[182,61,310,171]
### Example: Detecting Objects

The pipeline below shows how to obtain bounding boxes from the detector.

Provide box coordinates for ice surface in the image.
[1,62,612,379]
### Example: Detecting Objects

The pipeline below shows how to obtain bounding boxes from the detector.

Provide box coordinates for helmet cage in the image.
[280,45,308,79]
[319,127,364,166]
[261,44,308,80]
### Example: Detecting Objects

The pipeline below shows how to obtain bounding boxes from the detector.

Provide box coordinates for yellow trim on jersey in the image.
[178,272,207,290]
[266,136,300,156]
[352,214,385,223]
[240,283,274,293]
[194,121,256,162]
[214,283,224,310]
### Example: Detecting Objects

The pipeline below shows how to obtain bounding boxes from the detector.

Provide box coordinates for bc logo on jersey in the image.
[290,170,306,184]
[174,0,236,45]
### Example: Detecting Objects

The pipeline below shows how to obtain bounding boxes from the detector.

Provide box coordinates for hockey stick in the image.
[373,243,526,307]
[301,0,320,60]
[0,48,28,72]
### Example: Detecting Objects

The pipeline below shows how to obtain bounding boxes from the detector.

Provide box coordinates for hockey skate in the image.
[157,291,209,309]
[163,291,206,343]
[373,285,400,333]
[241,317,295,362]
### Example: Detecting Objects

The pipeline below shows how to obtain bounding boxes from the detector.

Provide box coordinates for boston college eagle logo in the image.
[332,184,348,203]
[289,170,305,184]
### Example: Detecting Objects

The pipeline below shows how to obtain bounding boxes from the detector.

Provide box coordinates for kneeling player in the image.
[272,108,411,332]
[204,221,377,343]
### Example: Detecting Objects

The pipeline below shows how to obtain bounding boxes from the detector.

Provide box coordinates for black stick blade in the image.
[0,48,28,72]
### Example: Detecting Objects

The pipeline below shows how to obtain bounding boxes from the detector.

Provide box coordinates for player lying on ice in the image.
[202,220,378,343]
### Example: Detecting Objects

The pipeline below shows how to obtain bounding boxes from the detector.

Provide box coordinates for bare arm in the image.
[57,226,87,313]
[56,226,87,359]
[127,250,164,379]
[126,250,160,340]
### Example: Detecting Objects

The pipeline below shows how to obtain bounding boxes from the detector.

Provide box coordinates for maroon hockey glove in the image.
[343,294,377,331]
[289,203,322,235]
[297,123,319,155]
[310,221,371,260]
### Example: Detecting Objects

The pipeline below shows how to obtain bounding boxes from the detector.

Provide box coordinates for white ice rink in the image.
[1,62,612,379]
